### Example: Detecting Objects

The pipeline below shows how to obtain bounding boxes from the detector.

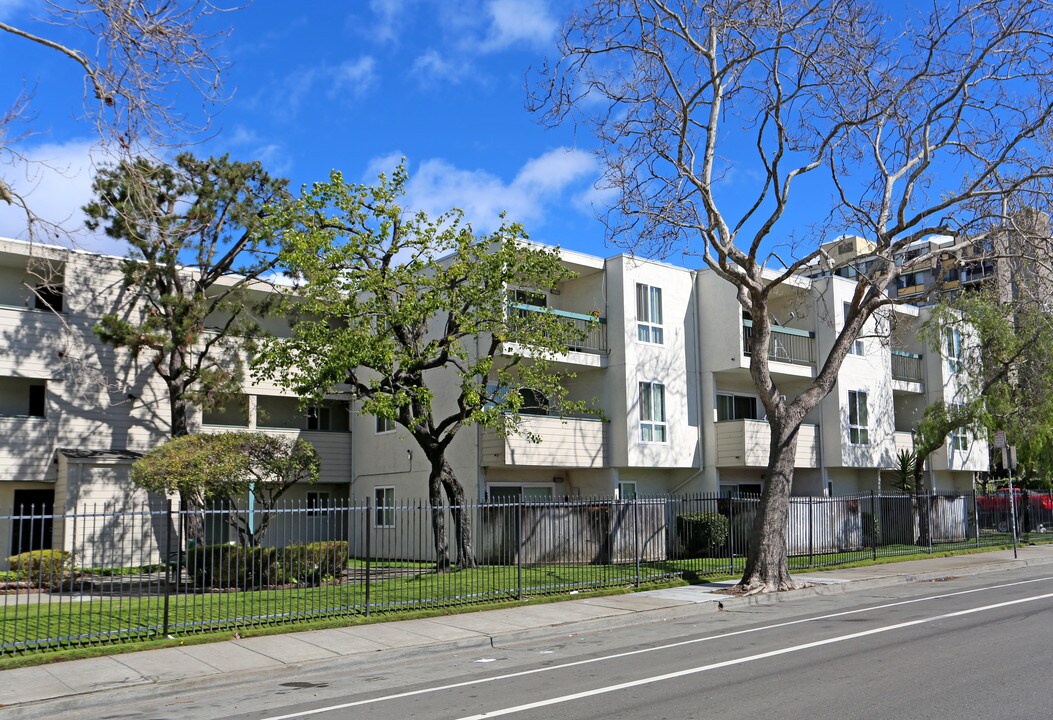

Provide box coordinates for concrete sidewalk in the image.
[4,544,1053,709]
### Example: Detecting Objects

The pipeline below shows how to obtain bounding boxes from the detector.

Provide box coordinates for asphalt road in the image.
[16,568,1053,720]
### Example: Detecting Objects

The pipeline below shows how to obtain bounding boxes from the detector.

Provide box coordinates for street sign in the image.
[994,430,1007,449]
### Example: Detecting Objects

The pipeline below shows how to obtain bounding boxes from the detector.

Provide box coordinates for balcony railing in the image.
[509,303,607,354]
[742,319,815,366]
[891,350,924,383]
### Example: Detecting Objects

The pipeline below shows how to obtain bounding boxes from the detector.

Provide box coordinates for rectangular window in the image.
[945,327,963,373]
[716,393,759,421]
[639,381,667,443]
[28,383,45,418]
[636,284,664,344]
[376,415,395,434]
[34,284,63,313]
[950,428,969,452]
[617,481,637,500]
[306,491,330,517]
[488,485,554,502]
[848,390,869,445]
[374,486,395,528]
[843,302,864,355]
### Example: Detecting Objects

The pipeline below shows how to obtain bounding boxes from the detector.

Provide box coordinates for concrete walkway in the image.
[3,544,1053,709]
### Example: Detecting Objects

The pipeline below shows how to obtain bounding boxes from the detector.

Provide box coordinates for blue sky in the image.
[0,1,623,260]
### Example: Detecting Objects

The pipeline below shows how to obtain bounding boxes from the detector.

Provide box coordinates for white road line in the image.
[256,576,1053,720]
[456,591,1053,719]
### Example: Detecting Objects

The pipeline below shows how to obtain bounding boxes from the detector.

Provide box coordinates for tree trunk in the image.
[168,386,206,547]
[912,463,930,547]
[438,458,477,568]
[739,421,805,593]
[427,459,451,571]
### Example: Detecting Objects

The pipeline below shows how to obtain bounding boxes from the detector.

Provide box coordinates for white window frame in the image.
[639,381,667,443]
[847,390,869,445]
[307,491,330,517]
[945,327,963,374]
[375,414,395,434]
[843,302,864,355]
[617,481,638,500]
[636,283,664,344]
[373,486,395,528]
[949,404,969,451]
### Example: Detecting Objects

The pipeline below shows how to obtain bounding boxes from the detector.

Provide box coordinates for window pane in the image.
[641,424,653,442]
[717,395,732,421]
[653,384,665,421]
[653,424,667,442]
[636,284,648,320]
[650,287,663,324]
[857,392,868,426]
[638,324,650,343]
[640,383,652,420]
[651,326,664,344]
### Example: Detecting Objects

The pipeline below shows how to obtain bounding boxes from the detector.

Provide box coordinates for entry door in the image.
[10,489,54,556]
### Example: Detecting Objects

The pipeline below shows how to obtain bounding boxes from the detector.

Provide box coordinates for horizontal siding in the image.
[482,416,608,468]
[201,425,352,484]
[0,417,55,482]
[715,420,818,468]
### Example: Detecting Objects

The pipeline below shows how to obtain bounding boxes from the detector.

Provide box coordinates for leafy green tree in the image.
[84,153,290,438]
[131,432,319,546]
[932,287,1053,488]
[84,152,289,544]
[254,165,593,569]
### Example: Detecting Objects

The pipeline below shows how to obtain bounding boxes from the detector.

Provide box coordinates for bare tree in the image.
[534,0,1053,592]
[1,0,230,239]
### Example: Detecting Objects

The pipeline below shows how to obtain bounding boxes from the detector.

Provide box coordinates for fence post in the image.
[633,497,641,588]
[516,498,523,601]
[973,491,980,548]
[808,495,814,568]
[927,491,934,554]
[727,494,735,574]
[162,500,173,638]
[870,491,877,561]
[364,497,371,617]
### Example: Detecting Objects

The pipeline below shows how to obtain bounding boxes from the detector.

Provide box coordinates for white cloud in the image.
[0,140,129,255]
[411,49,473,86]
[330,56,378,98]
[225,126,292,175]
[367,0,413,44]
[367,148,598,231]
[0,0,31,21]
[480,0,557,52]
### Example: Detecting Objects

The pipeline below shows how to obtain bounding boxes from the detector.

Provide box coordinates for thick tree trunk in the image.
[739,421,805,593]
[168,382,206,547]
[912,463,931,547]
[428,460,451,570]
[438,458,476,568]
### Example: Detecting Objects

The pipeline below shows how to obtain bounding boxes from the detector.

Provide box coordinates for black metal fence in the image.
[1,490,1049,656]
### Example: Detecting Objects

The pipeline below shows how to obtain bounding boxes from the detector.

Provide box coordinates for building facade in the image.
[0,237,987,562]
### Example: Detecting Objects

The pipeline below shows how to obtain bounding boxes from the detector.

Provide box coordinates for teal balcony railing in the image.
[509,303,607,354]
[891,349,924,382]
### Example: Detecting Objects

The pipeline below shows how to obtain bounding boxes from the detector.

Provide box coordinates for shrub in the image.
[677,512,729,557]
[188,541,348,589]
[6,549,72,589]
[279,541,347,584]
[188,544,279,589]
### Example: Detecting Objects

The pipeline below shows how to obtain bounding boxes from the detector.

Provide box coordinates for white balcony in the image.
[741,320,816,377]
[715,419,819,468]
[503,304,608,369]
[481,415,608,468]
[200,425,352,484]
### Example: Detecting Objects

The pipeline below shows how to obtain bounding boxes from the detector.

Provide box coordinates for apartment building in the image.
[0,236,985,561]
[0,238,352,561]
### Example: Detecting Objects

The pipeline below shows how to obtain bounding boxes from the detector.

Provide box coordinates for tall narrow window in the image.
[636,284,664,344]
[945,327,963,373]
[847,390,869,445]
[843,302,864,355]
[639,381,667,443]
[28,383,45,418]
[374,486,395,528]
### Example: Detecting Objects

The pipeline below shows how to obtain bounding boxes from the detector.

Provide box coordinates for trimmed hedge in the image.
[188,541,348,589]
[677,512,729,558]
[6,549,72,589]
